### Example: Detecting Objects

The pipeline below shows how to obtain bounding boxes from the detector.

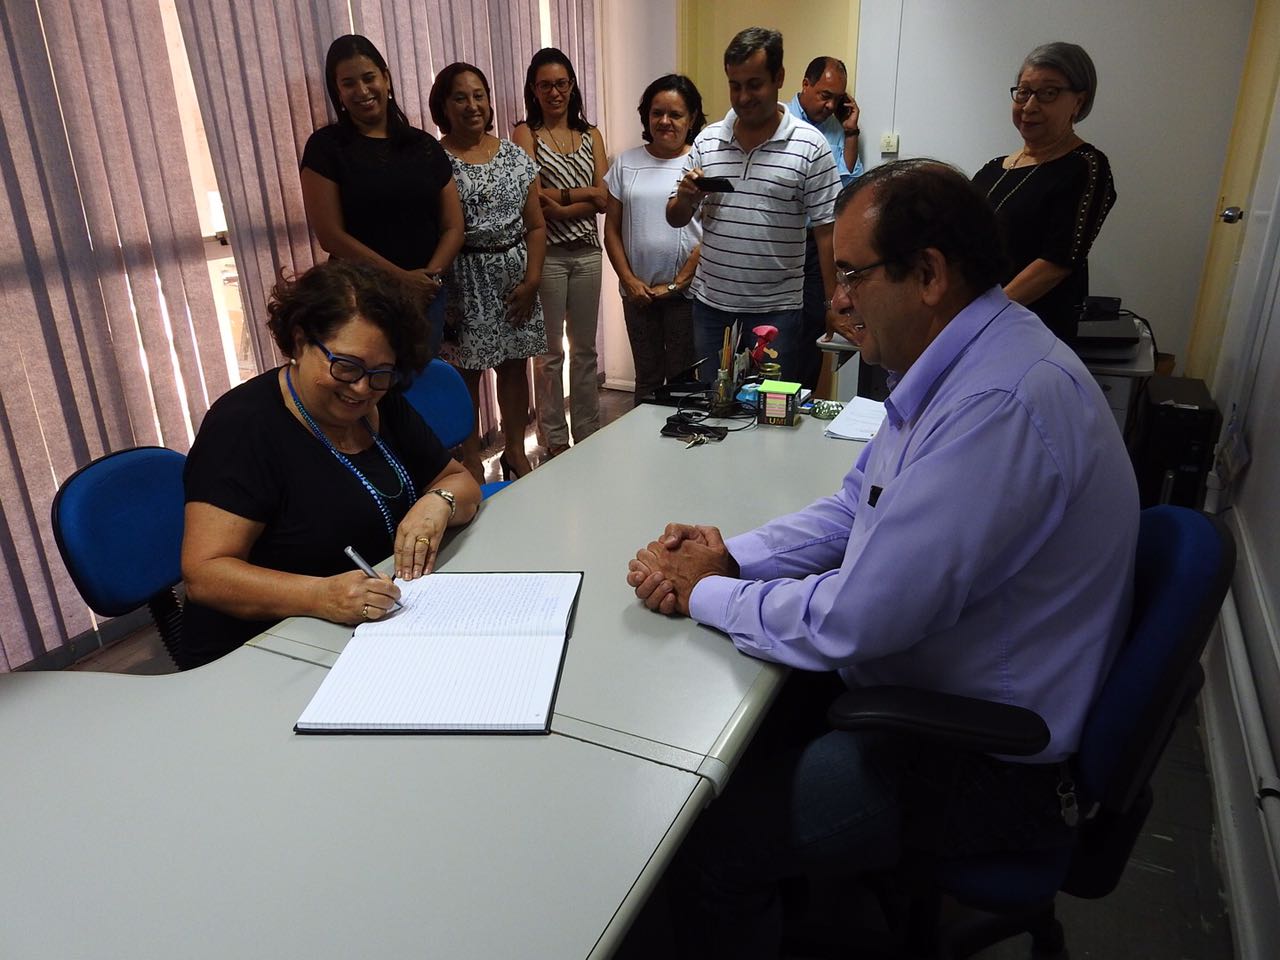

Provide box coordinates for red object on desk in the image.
[751,325,779,365]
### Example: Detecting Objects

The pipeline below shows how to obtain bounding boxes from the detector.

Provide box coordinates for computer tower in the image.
[1129,376,1221,509]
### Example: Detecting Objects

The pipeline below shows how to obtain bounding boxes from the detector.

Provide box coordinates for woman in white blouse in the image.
[603,74,706,404]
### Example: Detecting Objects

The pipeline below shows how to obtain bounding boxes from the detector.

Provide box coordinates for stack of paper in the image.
[823,397,887,441]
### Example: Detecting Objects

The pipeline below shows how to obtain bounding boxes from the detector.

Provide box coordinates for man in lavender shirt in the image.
[626,160,1138,958]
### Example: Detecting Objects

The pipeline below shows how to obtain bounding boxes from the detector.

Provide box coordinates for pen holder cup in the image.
[712,369,736,417]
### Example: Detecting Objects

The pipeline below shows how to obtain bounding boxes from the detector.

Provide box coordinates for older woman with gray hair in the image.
[971,41,1116,341]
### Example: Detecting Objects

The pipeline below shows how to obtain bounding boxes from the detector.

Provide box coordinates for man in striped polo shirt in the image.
[667,27,842,384]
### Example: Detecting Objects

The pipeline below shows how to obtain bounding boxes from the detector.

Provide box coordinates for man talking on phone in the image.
[667,27,841,385]
[789,55,865,387]
[791,56,863,186]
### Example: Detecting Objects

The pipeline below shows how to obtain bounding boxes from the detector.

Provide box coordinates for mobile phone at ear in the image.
[693,176,735,193]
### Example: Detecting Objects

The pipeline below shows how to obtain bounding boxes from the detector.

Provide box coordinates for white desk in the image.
[0,647,712,960]
[256,407,864,788]
[2,406,868,959]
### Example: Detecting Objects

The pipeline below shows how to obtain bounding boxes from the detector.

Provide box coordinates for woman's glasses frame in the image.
[534,78,574,95]
[309,336,400,391]
[1010,85,1073,105]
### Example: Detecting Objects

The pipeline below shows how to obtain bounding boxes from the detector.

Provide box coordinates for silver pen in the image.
[343,545,404,611]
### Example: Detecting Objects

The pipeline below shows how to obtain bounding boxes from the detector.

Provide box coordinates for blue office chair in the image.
[51,446,190,669]
[402,359,511,499]
[824,505,1236,958]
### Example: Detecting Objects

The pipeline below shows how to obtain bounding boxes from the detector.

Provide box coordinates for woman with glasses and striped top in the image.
[513,48,608,459]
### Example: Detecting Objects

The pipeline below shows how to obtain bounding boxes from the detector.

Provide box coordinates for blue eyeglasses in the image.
[309,337,400,391]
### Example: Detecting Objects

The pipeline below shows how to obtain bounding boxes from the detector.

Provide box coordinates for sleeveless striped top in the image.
[534,129,600,248]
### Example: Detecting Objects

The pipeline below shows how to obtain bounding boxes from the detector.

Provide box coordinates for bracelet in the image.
[560,187,571,206]
[844,128,860,138]
[426,487,456,520]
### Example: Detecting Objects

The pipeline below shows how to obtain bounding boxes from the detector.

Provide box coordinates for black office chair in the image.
[823,505,1236,958]
[51,446,190,669]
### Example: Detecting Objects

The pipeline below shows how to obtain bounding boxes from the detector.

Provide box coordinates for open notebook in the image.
[294,571,583,734]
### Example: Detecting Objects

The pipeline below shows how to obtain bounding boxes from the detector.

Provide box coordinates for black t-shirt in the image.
[301,123,453,271]
[972,144,1116,340]
[181,369,450,666]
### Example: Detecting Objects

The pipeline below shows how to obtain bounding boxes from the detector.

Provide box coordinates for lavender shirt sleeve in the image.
[688,391,1066,672]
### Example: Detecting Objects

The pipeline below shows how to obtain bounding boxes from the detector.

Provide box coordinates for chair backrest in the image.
[402,359,472,449]
[51,446,187,617]
[1075,505,1236,815]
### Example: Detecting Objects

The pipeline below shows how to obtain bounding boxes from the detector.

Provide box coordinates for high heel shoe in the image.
[499,455,532,480]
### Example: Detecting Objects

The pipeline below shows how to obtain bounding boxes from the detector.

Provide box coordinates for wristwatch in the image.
[667,282,679,294]
[426,487,457,520]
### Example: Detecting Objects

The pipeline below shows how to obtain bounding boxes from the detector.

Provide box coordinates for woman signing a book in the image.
[179,261,481,669]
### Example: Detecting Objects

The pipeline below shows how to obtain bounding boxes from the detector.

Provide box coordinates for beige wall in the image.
[677,0,861,121]
[1186,0,1280,383]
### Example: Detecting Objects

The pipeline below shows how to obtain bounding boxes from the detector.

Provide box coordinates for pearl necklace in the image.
[285,366,417,539]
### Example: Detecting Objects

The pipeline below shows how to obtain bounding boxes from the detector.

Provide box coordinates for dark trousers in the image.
[668,671,1075,960]
[692,301,805,385]
[623,295,695,403]
[798,230,827,390]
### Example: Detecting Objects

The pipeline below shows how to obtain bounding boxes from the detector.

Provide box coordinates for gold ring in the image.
[416,536,432,547]
[361,603,371,619]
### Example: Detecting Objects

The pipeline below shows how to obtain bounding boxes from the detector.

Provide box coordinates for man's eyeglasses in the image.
[534,78,574,95]
[1010,85,1071,104]
[310,337,400,391]
[834,259,889,292]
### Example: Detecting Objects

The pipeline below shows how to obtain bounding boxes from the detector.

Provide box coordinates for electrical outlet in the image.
[880,132,899,153]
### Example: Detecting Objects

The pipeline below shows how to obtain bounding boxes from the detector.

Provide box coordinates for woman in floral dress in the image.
[429,62,547,481]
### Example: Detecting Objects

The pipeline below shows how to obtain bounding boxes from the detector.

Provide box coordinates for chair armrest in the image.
[826,686,1051,756]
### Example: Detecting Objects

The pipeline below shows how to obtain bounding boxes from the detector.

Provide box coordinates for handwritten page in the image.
[294,572,582,734]
[384,572,580,637]
[824,396,886,442]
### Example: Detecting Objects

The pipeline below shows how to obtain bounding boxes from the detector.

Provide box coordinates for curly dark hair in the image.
[521,47,591,133]
[637,74,706,145]
[266,261,431,385]
[836,160,1008,296]
[429,62,495,135]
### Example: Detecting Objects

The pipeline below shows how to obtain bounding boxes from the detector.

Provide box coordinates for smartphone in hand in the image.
[693,176,735,193]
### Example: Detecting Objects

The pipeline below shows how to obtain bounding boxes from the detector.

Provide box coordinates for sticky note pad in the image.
[757,379,802,426]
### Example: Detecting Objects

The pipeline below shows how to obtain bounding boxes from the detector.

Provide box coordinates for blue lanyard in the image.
[285,366,417,539]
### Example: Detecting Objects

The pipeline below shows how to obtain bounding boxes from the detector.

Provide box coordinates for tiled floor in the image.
[69,385,1235,959]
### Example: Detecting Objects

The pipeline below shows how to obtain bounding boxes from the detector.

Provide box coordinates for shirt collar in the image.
[715,103,795,147]
[882,286,1014,426]
[788,93,812,124]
